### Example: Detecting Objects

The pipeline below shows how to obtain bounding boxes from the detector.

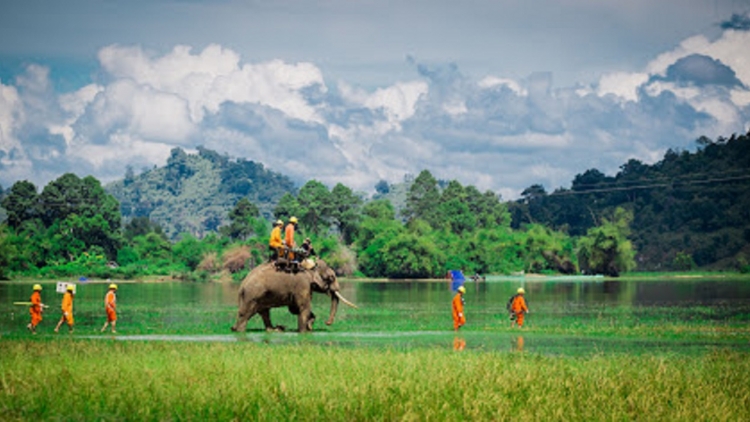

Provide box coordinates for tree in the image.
[403,170,441,228]
[221,198,260,241]
[296,180,332,235]
[330,183,363,244]
[577,207,636,277]
[32,174,123,259]
[375,180,390,195]
[274,193,301,221]
[438,180,474,234]
[124,217,165,241]
[2,180,39,229]
[0,227,16,279]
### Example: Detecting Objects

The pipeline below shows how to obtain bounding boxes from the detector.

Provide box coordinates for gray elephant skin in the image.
[230,260,356,333]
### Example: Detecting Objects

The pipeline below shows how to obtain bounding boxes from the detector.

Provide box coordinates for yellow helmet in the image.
[457,286,466,294]
[66,284,75,292]
[275,219,283,226]
[289,216,298,224]
[33,284,42,291]
[517,287,525,294]
[109,284,118,290]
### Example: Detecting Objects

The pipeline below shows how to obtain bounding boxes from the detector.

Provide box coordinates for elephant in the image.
[230,259,357,333]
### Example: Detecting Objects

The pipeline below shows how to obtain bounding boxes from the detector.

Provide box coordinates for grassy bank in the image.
[1,339,748,421]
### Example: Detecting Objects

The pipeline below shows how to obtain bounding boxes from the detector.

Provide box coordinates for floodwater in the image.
[2,276,749,355]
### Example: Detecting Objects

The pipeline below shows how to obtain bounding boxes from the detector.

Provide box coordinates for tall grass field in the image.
[1,339,749,421]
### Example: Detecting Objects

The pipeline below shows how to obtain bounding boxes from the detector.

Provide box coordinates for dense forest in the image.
[0,132,748,281]
[508,132,750,271]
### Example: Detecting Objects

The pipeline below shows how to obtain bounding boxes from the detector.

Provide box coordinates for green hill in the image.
[106,146,296,240]
[508,131,750,271]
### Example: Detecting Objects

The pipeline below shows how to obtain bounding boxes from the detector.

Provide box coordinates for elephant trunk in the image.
[325,293,339,326]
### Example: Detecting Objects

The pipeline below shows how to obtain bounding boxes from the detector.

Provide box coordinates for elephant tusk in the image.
[334,291,358,309]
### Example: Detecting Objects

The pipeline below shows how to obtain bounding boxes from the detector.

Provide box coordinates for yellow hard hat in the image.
[33,284,42,291]
[457,286,466,294]
[517,287,525,294]
[275,219,283,226]
[109,283,118,290]
[66,284,75,292]
[289,216,298,223]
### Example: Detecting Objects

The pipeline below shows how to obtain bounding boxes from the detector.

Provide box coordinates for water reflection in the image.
[453,336,466,351]
[2,277,750,356]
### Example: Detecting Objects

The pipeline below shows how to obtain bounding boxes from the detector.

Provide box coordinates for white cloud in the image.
[478,76,527,96]
[597,72,649,102]
[0,82,22,152]
[98,45,326,124]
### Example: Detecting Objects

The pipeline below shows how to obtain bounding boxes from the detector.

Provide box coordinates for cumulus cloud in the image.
[1,22,750,199]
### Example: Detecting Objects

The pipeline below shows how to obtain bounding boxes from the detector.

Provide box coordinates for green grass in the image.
[1,339,748,421]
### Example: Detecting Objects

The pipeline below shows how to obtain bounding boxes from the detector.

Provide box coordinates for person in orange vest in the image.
[510,287,530,328]
[452,285,466,331]
[54,284,75,333]
[101,283,118,333]
[268,219,284,261]
[27,284,46,334]
[284,216,299,261]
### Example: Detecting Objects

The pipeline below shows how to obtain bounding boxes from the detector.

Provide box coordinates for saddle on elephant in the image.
[274,247,314,273]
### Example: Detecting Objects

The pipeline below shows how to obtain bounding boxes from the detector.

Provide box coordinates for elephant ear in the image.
[316,260,337,286]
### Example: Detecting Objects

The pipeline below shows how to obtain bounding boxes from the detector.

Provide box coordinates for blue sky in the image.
[1,0,749,199]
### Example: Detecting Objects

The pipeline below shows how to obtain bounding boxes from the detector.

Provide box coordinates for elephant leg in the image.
[297,302,314,333]
[306,311,316,332]
[260,309,285,332]
[231,300,258,332]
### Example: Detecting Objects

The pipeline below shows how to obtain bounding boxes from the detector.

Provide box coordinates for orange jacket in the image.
[284,223,296,248]
[105,290,116,311]
[30,291,42,313]
[511,295,528,314]
[452,293,465,323]
[62,292,73,315]
[269,226,283,249]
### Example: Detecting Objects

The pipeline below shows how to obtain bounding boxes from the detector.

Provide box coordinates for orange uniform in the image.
[510,295,529,327]
[105,290,117,322]
[284,223,296,248]
[452,292,465,330]
[269,226,283,249]
[61,291,74,326]
[29,291,43,328]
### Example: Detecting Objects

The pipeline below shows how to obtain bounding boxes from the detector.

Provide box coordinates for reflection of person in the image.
[513,336,525,352]
[452,286,466,331]
[54,284,75,333]
[101,284,118,333]
[27,284,46,334]
[285,216,298,261]
[268,220,284,261]
[453,336,466,351]
[510,288,529,328]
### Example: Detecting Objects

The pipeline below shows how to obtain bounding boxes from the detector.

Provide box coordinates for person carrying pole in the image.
[54,284,75,333]
[27,284,47,334]
[101,283,118,333]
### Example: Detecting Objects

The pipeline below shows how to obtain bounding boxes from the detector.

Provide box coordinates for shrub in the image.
[222,246,251,273]
[197,252,219,273]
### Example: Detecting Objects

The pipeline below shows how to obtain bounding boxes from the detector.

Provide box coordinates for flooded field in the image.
[2,276,749,355]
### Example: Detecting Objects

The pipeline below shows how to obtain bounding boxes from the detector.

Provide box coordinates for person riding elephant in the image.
[230,259,357,333]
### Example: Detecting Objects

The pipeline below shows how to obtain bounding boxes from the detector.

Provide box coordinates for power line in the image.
[548,174,750,197]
